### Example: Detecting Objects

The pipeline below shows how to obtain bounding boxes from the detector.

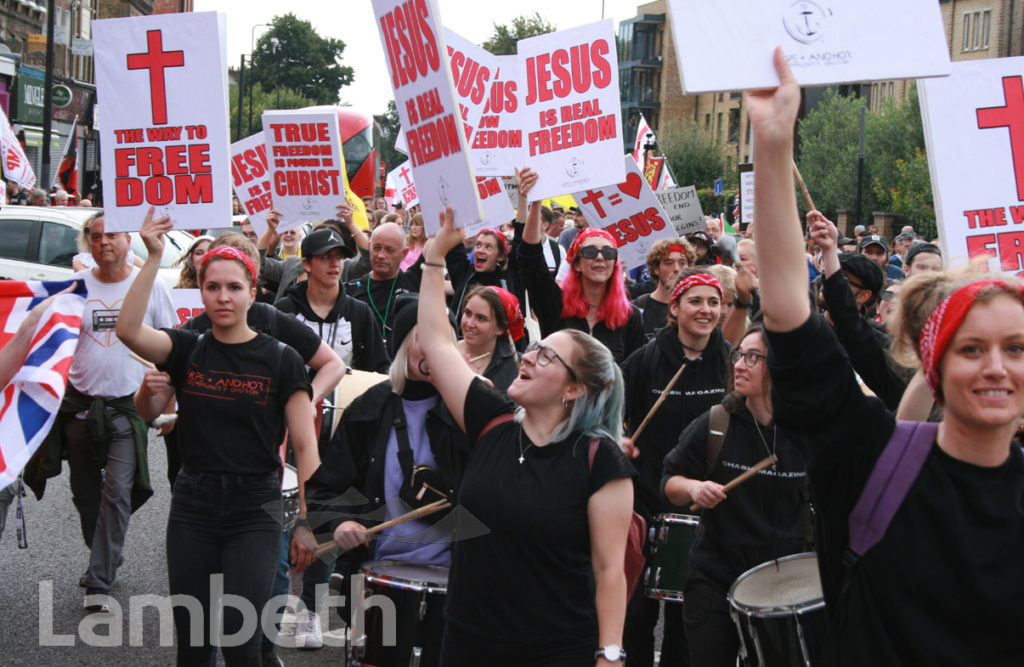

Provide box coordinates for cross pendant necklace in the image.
[518,427,533,464]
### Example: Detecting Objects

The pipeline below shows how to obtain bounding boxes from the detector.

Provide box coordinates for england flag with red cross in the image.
[0,280,86,489]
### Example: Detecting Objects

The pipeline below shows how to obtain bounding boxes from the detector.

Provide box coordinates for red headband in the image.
[480,229,509,256]
[487,286,525,342]
[201,246,257,284]
[671,273,723,303]
[918,279,1024,401]
[668,244,687,254]
[567,228,618,265]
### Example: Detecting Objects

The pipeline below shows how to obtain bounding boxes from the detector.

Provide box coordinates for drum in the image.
[281,464,299,531]
[728,552,826,667]
[645,513,700,601]
[351,561,448,667]
[326,369,389,434]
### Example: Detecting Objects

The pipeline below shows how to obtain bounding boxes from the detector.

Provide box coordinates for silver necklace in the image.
[751,417,778,471]
[518,427,533,464]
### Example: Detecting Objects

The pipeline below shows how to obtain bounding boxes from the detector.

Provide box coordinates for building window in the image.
[716,112,723,142]
[963,9,992,52]
[704,113,711,130]
[728,108,740,144]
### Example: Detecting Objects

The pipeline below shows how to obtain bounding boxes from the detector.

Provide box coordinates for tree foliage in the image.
[658,119,732,191]
[482,12,556,54]
[249,13,353,106]
[374,100,404,172]
[229,81,317,143]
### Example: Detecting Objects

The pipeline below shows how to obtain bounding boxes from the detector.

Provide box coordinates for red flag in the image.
[56,116,78,196]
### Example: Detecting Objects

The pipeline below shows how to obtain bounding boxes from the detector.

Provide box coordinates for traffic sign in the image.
[713,178,723,196]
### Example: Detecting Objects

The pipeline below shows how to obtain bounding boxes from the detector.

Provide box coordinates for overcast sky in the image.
[195,0,648,117]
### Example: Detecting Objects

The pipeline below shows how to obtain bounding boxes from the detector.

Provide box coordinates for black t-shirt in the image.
[183,302,321,364]
[160,328,312,474]
[634,294,669,341]
[444,378,635,659]
[768,314,1024,665]
[662,407,807,592]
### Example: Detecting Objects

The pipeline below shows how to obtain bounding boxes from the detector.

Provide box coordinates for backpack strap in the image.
[477,412,514,443]
[705,404,730,476]
[846,420,937,562]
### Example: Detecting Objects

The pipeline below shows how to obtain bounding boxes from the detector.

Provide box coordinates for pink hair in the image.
[559,257,633,329]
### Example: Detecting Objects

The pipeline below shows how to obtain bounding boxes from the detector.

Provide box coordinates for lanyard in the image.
[368,275,399,332]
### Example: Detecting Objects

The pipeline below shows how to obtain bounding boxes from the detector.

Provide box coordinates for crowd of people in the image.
[4,180,96,207]
[2,51,1023,667]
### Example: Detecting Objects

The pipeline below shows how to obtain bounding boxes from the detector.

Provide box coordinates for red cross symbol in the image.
[399,165,412,185]
[977,75,1024,201]
[127,29,185,126]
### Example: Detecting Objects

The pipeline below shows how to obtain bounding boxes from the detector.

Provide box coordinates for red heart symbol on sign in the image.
[618,172,644,200]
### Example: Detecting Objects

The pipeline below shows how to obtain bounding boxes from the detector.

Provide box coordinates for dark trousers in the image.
[440,627,592,667]
[623,584,689,666]
[683,577,738,667]
[167,467,282,666]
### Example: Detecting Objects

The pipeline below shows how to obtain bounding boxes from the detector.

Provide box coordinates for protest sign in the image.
[739,163,754,226]
[573,156,676,270]
[388,160,419,208]
[261,109,344,232]
[920,56,1024,272]
[94,11,230,231]
[445,28,497,142]
[667,0,950,93]
[372,0,483,234]
[472,55,523,177]
[171,289,204,327]
[230,132,272,232]
[473,176,515,236]
[517,20,624,202]
[0,105,35,189]
[655,186,705,236]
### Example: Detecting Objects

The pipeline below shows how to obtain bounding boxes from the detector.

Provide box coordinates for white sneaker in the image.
[294,609,323,650]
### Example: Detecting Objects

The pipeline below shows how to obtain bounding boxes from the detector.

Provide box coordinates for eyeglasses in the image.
[730,349,768,367]
[577,246,618,261]
[525,341,578,382]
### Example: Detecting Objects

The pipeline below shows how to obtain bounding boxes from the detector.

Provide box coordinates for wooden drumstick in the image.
[311,498,452,558]
[690,453,778,511]
[631,360,688,442]
[792,161,816,212]
[128,351,157,370]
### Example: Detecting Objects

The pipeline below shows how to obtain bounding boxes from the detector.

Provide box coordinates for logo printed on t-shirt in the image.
[184,367,271,405]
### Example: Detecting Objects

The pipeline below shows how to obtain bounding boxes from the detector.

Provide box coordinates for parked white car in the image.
[0,206,198,288]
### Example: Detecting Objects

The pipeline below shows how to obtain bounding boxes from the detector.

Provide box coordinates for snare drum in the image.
[645,513,700,601]
[326,369,389,435]
[728,552,825,667]
[351,561,448,667]
[281,464,299,531]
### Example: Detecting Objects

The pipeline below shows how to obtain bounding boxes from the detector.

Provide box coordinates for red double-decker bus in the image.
[336,108,377,199]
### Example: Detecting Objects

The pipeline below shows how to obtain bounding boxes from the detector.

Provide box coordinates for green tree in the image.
[658,118,731,191]
[795,89,865,218]
[229,81,317,143]
[482,12,556,54]
[374,100,403,172]
[249,13,353,105]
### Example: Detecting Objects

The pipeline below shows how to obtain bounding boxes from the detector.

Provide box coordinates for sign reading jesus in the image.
[93,12,231,232]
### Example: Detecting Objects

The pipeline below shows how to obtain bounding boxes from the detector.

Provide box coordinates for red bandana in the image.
[201,246,257,284]
[671,273,723,303]
[488,286,525,342]
[566,228,618,265]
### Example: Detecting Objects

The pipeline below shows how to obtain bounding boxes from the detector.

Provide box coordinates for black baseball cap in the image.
[858,234,890,254]
[301,229,355,259]
[905,242,941,268]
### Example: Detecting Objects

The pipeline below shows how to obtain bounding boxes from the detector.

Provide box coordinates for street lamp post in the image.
[246,24,272,137]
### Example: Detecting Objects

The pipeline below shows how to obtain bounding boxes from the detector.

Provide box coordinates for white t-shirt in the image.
[69,267,177,398]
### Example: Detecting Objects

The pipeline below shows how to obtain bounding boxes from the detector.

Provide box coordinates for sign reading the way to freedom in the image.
[668,0,950,93]
[372,0,483,235]
[518,20,624,201]
[574,156,676,270]
[94,11,230,231]
[920,56,1024,273]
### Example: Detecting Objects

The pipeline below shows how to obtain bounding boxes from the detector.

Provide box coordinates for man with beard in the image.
[632,238,696,340]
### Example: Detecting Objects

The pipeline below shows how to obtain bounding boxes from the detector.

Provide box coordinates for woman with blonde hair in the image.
[401,212,427,271]
[173,235,213,288]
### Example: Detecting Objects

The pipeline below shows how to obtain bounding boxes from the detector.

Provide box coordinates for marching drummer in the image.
[661,324,809,666]
[620,269,731,666]
[304,294,470,666]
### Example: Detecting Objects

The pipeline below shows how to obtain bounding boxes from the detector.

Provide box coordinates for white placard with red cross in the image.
[517,20,624,202]
[472,177,515,236]
[230,132,272,233]
[372,0,483,235]
[261,109,345,233]
[445,28,497,145]
[93,11,231,232]
[920,57,1024,274]
[472,55,523,178]
[572,156,677,270]
[387,160,419,209]
[667,0,950,94]
[170,289,205,328]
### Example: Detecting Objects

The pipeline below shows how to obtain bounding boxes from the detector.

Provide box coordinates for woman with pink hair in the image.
[517,168,644,363]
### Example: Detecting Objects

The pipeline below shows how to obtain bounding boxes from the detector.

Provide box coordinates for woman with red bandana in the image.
[517,169,645,363]
[457,285,524,391]
[754,48,1024,664]
[619,270,732,665]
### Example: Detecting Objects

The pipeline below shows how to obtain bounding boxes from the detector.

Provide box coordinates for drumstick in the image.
[631,360,687,441]
[792,161,816,212]
[128,351,157,370]
[690,453,778,511]
[312,499,452,558]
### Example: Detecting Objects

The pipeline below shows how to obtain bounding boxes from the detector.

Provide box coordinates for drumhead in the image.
[362,560,450,593]
[728,552,824,617]
[658,513,700,527]
[281,464,298,493]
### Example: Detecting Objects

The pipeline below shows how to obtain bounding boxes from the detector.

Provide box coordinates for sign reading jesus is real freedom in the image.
[93,11,230,232]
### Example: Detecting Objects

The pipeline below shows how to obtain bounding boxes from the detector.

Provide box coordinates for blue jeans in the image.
[167,466,282,666]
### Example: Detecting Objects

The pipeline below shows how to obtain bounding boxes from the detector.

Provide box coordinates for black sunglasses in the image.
[577,246,618,261]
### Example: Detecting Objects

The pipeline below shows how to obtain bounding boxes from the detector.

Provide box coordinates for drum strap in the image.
[705,404,730,475]
[391,399,416,490]
[844,421,937,565]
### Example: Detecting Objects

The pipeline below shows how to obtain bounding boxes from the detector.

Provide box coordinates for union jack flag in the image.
[0,280,86,489]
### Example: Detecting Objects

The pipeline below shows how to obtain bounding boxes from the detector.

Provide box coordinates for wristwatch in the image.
[595,644,626,662]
